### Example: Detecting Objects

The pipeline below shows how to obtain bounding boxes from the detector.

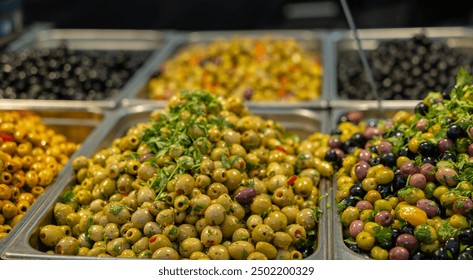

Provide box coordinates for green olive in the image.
[200,225,223,247]
[131,208,153,229]
[174,174,195,196]
[264,211,288,232]
[273,232,293,250]
[88,225,105,242]
[54,203,74,226]
[105,203,131,225]
[228,240,255,260]
[250,194,272,215]
[207,244,230,260]
[143,221,162,237]
[177,224,198,242]
[55,236,80,255]
[232,228,251,242]
[204,203,226,225]
[156,208,175,227]
[179,237,203,258]
[151,246,179,259]
[106,237,131,257]
[296,208,317,230]
[103,223,120,241]
[40,225,65,247]
[149,234,172,252]
[132,236,149,254]
[251,224,274,243]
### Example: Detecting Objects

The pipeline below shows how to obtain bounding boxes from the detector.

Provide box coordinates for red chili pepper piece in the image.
[275,145,286,153]
[0,133,14,142]
[287,175,298,185]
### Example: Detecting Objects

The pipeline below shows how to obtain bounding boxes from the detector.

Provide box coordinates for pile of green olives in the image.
[331,70,473,260]
[39,90,331,259]
[0,111,78,240]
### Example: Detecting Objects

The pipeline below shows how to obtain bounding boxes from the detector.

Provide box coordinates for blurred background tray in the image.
[121,29,331,109]
[1,28,173,109]
[329,26,473,108]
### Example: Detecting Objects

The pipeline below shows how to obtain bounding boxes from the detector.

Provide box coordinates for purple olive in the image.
[468,143,473,156]
[355,200,373,211]
[408,173,427,189]
[438,138,454,153]
[420,163,435,182]
[363,127,380,140]
[140,153,155,163]
[389,246,410,260]
[399,161,420,179]
[374,210,393,226]
[416,118,428,132]
[396,233,418,251]
[377,141,393,155]
[358,149,371,162]
[349,220,365,238]
[328,137,342,149]
[354,160,370,181]
[235,187,256,205]
[416,198,440,218]
[346,111,363,124]
[435,167,458,187]
[452,197,473,215]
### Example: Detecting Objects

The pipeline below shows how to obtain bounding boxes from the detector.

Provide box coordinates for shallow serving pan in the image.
[329,107,414,259]
[121,30,331,109]
[0,107,106,257]
[3,28,174,109]
[329,27,473,109]
[2,105,331,259]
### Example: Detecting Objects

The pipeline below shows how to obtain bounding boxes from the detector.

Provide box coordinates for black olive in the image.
[438,151,457,162]
[349,132,366,148]
[340,195,360,208]
[399,147,416,159]
[348,244,363,254]
[411,251,428,260]
[380,152,396,167]
[325,150,339,163]
[418,141,438,158]
[444,237,461,257]
[458,229,473,246]
[421,156,437,165]
[377,184,393,198]
[337,114,349,124]
[392,175,407,192]
[349,183,366,197]
[415,102,429,116]
[457,252,473,260]
[447,124,466,140]
[435,247,453,260]
[369,156,381,166]
[401,224,415,235]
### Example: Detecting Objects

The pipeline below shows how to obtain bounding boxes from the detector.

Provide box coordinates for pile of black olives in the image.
[0,45,150,100]
[337,34,473,100]
[330,70,473,259]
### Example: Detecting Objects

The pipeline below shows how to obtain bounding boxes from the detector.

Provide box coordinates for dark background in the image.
[20,0,473,30]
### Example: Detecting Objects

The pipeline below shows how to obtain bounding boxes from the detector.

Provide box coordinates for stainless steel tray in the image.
[329,107,412,260]
[3,28,174,109]
[0,107,106,257]
[2,105,331,259]
[329,27,473,108]
[121,30,331,109]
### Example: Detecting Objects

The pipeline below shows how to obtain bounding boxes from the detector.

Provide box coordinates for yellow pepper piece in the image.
[396,205,428,226]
